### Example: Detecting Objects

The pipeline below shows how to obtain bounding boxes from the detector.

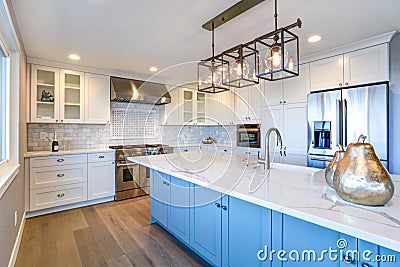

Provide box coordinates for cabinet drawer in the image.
[30,154,87,168]
[30,164,87,189]
[88,152,114,163]
[30,182,88,211]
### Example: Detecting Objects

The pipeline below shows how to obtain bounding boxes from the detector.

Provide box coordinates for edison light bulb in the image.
[265,45,289,71]
[231,58,250,79]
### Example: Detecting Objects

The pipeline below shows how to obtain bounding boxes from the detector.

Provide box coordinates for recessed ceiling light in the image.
[308,35,322,43]
[149,67,158,72]
[68,54,80,60]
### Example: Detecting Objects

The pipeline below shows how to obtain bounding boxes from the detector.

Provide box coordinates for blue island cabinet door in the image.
[224,196,272,267]
[358,239,400,267]
[168,176,190,244]
[190,184,223,266]
[376,246,400,267]
[272,211,357,267]
[150,170,169,227]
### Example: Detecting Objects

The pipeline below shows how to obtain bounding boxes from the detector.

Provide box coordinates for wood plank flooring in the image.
[15,196,210,267]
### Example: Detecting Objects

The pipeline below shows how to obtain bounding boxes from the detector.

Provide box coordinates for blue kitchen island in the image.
[128,151,400,267]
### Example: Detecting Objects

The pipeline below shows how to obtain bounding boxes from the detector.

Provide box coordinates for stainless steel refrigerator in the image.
[307,82,388,169]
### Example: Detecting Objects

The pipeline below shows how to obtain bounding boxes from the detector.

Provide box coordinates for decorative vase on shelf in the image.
[333,134,394,206]
[325,144,345,188]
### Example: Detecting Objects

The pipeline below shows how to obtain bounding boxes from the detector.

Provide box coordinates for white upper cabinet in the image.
[182,88,207,125]
[60,69,85,123]
[84,73,110,124]
[265,64,310,106]
[30,64,111,124]
[343,44,388,86]
[283,64,310,104]
[218,90,235,125]
[265,80,283,106]
[31,65,60,123]
[234,84,263,124]
[310,55,344,91]
[310,44,388,92]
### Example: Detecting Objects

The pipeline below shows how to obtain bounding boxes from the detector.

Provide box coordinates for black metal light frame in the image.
[198,23,230,94]
[255,0,302,81]
[219,43,259,88]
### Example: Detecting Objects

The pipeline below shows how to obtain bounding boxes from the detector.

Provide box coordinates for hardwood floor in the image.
[15,196,210,267]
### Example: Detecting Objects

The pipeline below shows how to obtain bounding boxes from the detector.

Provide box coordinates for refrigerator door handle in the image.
[343,99,348,146]
[336,99,343,145]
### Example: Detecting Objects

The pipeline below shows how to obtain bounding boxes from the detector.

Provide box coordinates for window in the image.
[0,46,7,164]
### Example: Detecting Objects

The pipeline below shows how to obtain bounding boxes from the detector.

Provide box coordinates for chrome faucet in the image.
[258,127,284,170]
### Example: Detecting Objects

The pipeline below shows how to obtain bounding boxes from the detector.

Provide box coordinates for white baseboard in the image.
[8,212,26,267]
[26,196,114,218]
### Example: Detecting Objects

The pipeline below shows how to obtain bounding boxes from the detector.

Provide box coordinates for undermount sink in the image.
[270,163,321,174]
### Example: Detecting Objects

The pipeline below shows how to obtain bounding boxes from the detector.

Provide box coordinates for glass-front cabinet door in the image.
[183,89,194,124]
[182,89,207,125]
[31,65,60,123]
[60,70,84,123]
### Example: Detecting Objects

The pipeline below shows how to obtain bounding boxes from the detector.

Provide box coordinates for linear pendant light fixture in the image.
[198,0,302,93]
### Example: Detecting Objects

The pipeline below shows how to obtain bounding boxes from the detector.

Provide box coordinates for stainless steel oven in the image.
[110,144,172,201]
[237,124,261,148]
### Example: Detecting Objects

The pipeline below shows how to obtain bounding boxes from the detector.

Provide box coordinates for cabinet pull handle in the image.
[224,149,228,152]
[221,205,227,211]
[98,155,105,158]
[57,173,65,177]
[284,146,287,157]
[215,203,221,208]
[57,159,64,162]
[57,193,65,197]
[361,264,370,267]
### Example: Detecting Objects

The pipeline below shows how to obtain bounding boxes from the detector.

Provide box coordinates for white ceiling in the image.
[10,0,400,84]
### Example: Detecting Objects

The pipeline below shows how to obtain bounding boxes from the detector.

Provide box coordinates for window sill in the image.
[0,163,20,199]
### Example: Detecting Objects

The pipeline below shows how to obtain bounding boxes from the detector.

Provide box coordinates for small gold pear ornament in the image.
[333,134,394,206]
[325,145,345,187]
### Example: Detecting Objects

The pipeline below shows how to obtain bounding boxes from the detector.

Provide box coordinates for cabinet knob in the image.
[98,155,105,158]
[345,82,349,86]
[283,100,287,104]
[57,173,65,178]
[215,203,221,208]
[57,193,65,198]
[61,120,64,122]
[280,101,283,104]
[339,83,343,87]
[57,159,64,162]
[56,119,59,122]
[221,205,227,211]
[162,180,167,185]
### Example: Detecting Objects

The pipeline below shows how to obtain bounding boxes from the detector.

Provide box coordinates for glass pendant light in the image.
[255,0,302,81]
[198,22,229,93]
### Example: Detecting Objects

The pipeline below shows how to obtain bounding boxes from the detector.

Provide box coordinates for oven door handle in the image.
[117,163,138,167]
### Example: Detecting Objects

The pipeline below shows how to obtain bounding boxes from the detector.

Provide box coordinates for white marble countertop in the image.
[128,151,400,252]
[24,148,115,158]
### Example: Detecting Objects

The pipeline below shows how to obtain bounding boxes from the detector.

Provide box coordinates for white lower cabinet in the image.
[30,183,88,211]
[27,151,115,212]
[88,153,115,200]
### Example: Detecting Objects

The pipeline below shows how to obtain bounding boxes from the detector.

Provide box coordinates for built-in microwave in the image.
[237,124,261,148]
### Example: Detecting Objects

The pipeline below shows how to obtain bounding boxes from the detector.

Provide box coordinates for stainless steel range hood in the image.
[110,76,171,105]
